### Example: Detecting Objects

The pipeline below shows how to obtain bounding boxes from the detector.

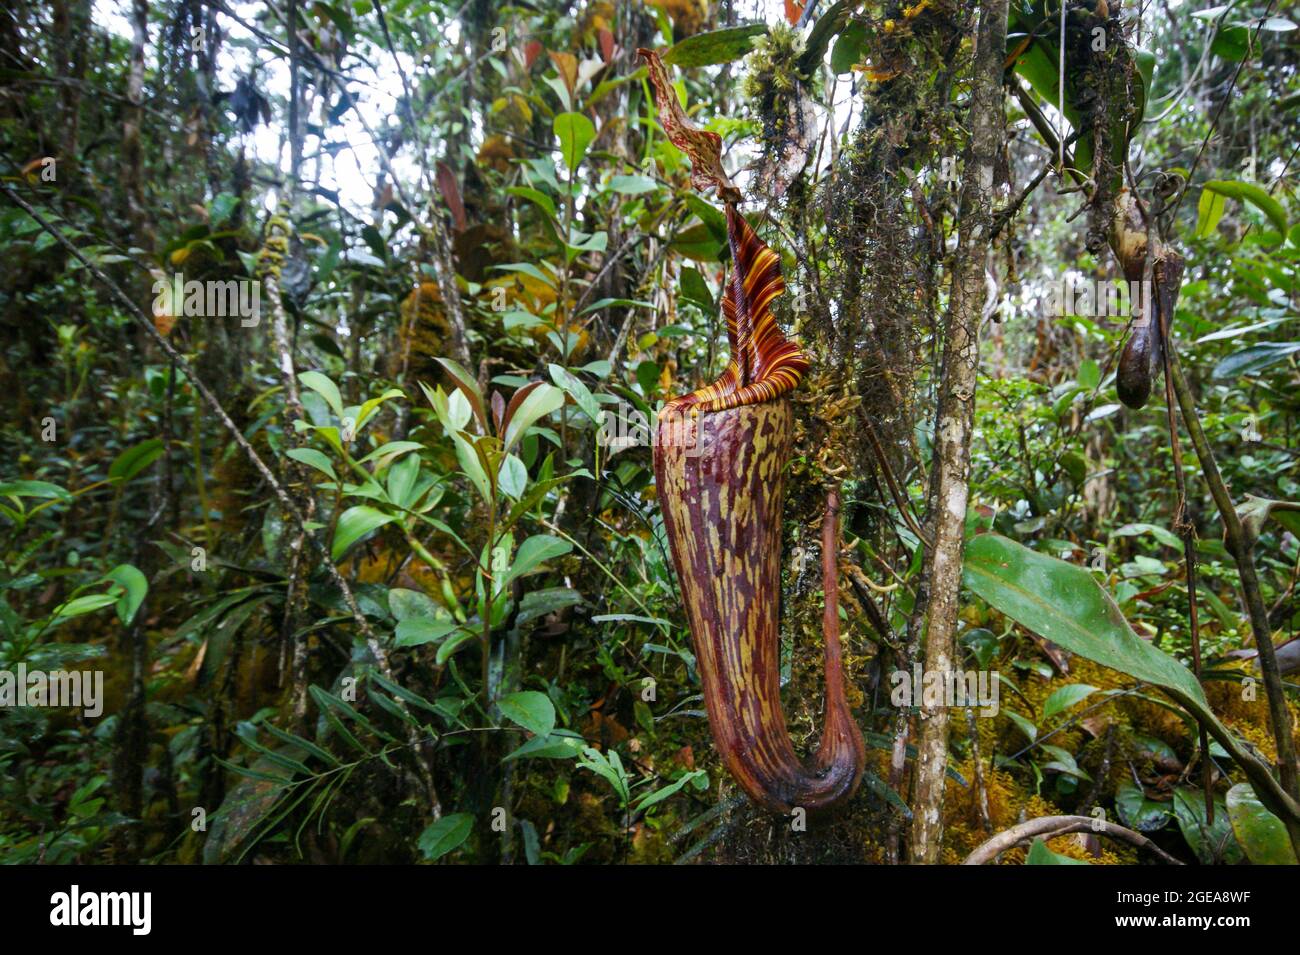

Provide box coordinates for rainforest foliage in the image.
[1,0,1299,865]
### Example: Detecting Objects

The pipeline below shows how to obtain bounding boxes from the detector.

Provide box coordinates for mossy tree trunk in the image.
[909,0,1008,865]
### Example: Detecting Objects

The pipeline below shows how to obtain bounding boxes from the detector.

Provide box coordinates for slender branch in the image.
[962,815,1184,865]
[1164,334,1300,857]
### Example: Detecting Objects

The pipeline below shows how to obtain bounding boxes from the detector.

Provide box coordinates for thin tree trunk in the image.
[121,0,152,250]
[909,0,1007,864]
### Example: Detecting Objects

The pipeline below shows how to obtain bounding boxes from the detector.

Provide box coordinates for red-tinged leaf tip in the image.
[637,48,742,204]
[435,162,467,232]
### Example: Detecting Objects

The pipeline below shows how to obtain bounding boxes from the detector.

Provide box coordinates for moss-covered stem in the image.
[910,0,1008,864]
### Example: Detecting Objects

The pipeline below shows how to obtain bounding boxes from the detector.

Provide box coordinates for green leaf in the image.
[331,505,396,560]
[607,174,658,195]
[1204,179,1288,235]
[1212,341,1300,381]
[387,588,439,622]
[1115,779,1173,832]
[1002,709,1037,743]
[633,770,708,812]
[548,364,603,425]
[553,112,596,172]
[108,439,164,484]
[1195,186,1227,238]
[503,730,586,761]
[497,453,527,500]
[662,24,766,67]
[502,383,564,452]
[1210,24,1248,62]
[504,534,572,586]
[298,371,345,420]
[433,357,487,433]
[1076,359,1100,390]
[517,587,583,625]
[1226,782,1299,865]
[831,20,868,74]
[286,447,337,480]
[358,441,423,464]
[1173,788,1243,864]
[962,533,1300,828]
[435,629,479,665]
[394,617,460,648]
[963,535,1209,706]
[417,812,473,861]
[1026,837,1090,865]
[1111,522,1183,550]
[1042,684,1097,720]
[51,593,120,621]
[0,480,70,501]
[497,690,555,738]
[506,186,556,218]
[104,564,148,626]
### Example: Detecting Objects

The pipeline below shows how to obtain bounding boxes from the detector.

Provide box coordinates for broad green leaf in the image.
[51,593,119,621]
[1111,522,1183,550]
[1115,779,1173,832]
[1226,782,1299,865]
[502,383,564,451]
[517,587,583,625]
[1076,359,1100,390]
[497,690,555,738]
[1211,24,1248,61]
[286,447,337,480]
[104,564,148,626]
[0,480,70,500]
[662,23,766,67]
[298,371,345,420]
[506,186,556,218]
[417,812,473,861]
[109,439,165,484]
[503,730,586,761]
[548,364,603,425]
[387,588,440,622]
[394,616,460,648]
[1042,684,1097,720]
[553,112,596,172]
[1212,341,1300,381]
[435,629,479,665]
[1195,186,1227,238]
[331,505,396,560]
[358,441,423,464]
[451,431,492,504]
[831,20,868,74]
[1204,179,1288,235]
[433,357,487,433]
[963,535,1209,704]
[633,770,708,812]
[497,453,527,500]
[963,533,1300,828]
[1002,709,1037,743]
[1173,788,1243,864]
[607,174,658,195]
[504,534,571,586]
